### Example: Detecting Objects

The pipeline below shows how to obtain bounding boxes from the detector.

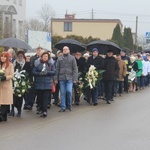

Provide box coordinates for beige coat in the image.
[118,60,127,81]
[0,63,14,105]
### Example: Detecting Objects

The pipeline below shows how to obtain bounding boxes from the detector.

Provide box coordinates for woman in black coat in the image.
[11,51,32,117]
[33,52,55,117]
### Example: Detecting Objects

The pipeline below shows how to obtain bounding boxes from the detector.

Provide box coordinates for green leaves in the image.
[13,70,31,97]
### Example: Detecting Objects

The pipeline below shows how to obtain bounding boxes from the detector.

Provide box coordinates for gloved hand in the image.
[0,76,6,81]
[42,70,47,75]
[40,70,47,76]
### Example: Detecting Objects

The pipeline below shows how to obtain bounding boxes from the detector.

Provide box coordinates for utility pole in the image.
[92,9,94,19]
[135,16,138,50]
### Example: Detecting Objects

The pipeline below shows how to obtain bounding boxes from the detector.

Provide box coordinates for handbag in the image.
[49,64,56,93]
[51,82,56,93]
[128,69,136,82]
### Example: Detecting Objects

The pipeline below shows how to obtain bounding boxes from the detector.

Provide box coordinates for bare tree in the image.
[24,19,44,31]
[137,35,147,49]
[37,3,55,32]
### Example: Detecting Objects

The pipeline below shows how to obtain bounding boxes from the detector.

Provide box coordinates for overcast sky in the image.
[26,0,150,37]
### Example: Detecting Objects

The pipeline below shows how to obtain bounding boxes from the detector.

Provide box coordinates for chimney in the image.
[65,14,75,19]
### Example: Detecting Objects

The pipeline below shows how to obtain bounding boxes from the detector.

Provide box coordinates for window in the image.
[19,21,23,37]
[4,17,10,34]
[19,0,22,6]
[12,19,16,33]
[64,22,72,31]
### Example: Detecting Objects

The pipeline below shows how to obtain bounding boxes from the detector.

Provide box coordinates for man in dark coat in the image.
[23,47,42,110]
[30,47,42,69]
[74,52,86,105]
[121,50,132,93]
[86,48,104,105]
[53,50,63,106]
[103,49,119,104]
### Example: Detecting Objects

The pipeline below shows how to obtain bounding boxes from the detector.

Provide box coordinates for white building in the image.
[0,0,26,39]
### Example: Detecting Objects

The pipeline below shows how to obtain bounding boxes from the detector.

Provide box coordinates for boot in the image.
[17,108,21,117]
[9,105,15,117]
[16,111,21,117]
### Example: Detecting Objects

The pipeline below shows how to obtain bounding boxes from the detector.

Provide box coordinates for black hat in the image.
[106,49,113,53]
[121,50,126,53]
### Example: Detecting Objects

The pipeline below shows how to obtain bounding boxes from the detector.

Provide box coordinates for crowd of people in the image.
[0,46,150,122]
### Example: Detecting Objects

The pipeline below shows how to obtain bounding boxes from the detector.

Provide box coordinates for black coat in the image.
[86,55,104,71]
[103,56,119,80]
[75,57,86,73]
[121,55,132,73]
[14,61,33,82]
[132,61,138,72]
[30,55,39,69]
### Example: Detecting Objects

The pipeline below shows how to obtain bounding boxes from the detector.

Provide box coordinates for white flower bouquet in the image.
[13,69,31,97]
[85,65,105,89]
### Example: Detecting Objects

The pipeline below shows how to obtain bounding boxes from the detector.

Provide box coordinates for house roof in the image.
[51,18,122,26]
[0,5,17,15]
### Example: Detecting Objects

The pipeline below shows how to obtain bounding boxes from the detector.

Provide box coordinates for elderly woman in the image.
[11,51,32,117]
[0,52,14,122]
[33,51,55,117]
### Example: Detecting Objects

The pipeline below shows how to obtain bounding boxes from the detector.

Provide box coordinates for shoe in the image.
[119,94,122,97]
[100,96,104,99]
[57,103,61,107]
[90,102,98,106]
[75,102,79,106]
[68,107,72,111]
[84,97,88,101]
[110,99,114,101]
[16,113,21,117]
[107,101,111,104]
[23,105,32,110]
[87,100,91,104]
[59,108,66,112]
[41,112,47,118]
[93,103,98,106]
[36,108,42,115]
[36,107,42,114]
[53,102,58,105]
[9,110,15,117]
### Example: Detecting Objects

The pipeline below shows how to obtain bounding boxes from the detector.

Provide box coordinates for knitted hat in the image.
[92,48,98,53]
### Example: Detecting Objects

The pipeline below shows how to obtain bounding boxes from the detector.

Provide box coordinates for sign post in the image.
[146,32,150,44]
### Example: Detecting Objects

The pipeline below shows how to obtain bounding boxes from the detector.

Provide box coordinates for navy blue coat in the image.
[33,59,55,90]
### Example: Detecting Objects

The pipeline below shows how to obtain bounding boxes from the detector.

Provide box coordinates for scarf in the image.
[13,59,25,70]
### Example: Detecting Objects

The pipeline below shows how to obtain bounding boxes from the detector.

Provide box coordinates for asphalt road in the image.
[1,88,150,150]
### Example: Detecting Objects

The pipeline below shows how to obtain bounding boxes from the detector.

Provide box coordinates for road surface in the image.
[1,88,150,150]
